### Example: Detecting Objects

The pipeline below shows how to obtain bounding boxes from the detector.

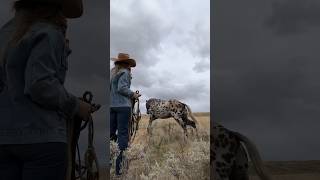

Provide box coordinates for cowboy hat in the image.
[19,0,83,18]
[111,53,136,67]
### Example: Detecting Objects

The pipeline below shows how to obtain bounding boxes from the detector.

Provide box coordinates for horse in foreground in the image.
[145,98,198,136]
[213,122,272,180]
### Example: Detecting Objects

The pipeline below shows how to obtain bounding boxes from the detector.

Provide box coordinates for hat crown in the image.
[111,53,136,67]
[118,53,130,59]
[17,0,83,18]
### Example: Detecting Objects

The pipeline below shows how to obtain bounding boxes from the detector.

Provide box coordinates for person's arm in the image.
[117,71,134,98]
[24,31,80,118]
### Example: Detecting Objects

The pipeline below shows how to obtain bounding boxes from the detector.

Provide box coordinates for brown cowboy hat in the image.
[111,53,136,67]
[19,0,83,18]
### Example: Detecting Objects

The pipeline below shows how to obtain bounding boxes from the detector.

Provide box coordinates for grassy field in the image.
[106,113,320,180]
[110,113,210,180]
[250,161,320,180]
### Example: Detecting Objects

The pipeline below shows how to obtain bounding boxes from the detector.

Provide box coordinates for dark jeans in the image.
[0,143,67,180]
[110,106,131,175]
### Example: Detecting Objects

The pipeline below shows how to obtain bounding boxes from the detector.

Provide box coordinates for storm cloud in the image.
[214,0,320,160]
[265,0,320,35]
[111,0,210,113]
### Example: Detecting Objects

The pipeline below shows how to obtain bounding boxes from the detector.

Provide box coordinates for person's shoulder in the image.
[118,68,131,76]
[0,19,15,46]
[0,19,15,33]
[27,22,65,45]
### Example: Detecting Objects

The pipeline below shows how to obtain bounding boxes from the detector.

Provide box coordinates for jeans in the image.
[110,106,131,175]
[0,143,67,180]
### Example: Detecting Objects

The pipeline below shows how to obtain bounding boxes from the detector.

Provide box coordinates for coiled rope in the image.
[129,90,142,145]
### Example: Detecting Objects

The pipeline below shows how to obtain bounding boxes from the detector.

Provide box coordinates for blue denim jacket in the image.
[0,19,80,144]
[110,69,134,107]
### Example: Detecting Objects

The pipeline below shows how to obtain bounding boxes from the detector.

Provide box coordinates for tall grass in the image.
[110,116,210,180]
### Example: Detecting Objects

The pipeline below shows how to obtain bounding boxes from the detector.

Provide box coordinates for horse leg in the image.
[147,117,154,135]
[186,118,198,137]
[172,114,188,137]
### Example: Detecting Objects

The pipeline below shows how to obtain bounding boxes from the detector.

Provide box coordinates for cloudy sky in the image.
[214,0,320,161]
[111,0,210,114]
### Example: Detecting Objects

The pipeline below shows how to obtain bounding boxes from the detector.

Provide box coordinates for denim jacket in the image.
[0,19,80,144]
[110,68,134,107]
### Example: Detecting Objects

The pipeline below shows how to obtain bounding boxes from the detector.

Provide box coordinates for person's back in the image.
[0,19,72,144]
[0,1,94,180]
[0,19,15,113]
[110,68,134,108]
[109,53,141,175]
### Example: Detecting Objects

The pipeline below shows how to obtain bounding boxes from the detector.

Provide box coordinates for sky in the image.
[110,0,210,114]
[214,0,320,161]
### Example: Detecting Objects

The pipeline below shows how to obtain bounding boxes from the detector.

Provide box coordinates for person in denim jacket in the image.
[110,53,141,175]
[0,1,93,180]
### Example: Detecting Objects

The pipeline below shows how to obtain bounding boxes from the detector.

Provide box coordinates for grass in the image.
[249,161,320,180]
[110,113,210,180]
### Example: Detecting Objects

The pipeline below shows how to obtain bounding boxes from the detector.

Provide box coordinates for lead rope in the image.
[72,91,101,180]
[129,91,142,145]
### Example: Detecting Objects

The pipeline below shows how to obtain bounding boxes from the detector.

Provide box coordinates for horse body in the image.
[213,122,271,180]
[146,98,198,135]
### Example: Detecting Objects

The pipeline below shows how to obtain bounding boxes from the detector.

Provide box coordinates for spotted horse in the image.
[212,122,272,180]
[145,98,198,136]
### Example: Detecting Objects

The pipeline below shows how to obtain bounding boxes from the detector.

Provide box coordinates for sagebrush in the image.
[110,115,210,180]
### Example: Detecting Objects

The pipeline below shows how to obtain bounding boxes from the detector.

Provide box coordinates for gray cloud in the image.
[110,2,173,91]
[110,4,172,68]
[146,81,207,102]
[265,0,320,35]
[111,0,210,113]
[214,0,320,160]
[187,24,210,59]
[193,59,210,73]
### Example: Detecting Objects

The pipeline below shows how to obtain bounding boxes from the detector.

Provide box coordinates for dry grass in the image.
[251,174,320,180]
[110,113,210,180]
[250,161,320,180]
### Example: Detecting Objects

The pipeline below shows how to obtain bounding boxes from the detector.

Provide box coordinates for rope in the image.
[69,91,101,180]
[129,91,142,145]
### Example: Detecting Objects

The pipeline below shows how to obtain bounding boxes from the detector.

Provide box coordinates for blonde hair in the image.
[110,63,131,79]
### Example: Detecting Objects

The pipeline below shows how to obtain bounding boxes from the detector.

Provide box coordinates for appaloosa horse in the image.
[146,98,198,136]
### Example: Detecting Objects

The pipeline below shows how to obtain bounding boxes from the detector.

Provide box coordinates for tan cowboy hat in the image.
[111,53,136,67]
[19,0,83,18]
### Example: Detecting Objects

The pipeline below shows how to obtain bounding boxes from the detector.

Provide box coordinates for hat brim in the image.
[62,0,83,18]
[111,58,136,67]
[18,0,83,18]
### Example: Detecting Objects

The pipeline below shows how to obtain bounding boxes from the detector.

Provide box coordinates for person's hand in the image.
[132,91,141,99]
[78,100,92,121]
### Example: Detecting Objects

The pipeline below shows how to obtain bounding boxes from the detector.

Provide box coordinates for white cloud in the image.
[111,0,210,113]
